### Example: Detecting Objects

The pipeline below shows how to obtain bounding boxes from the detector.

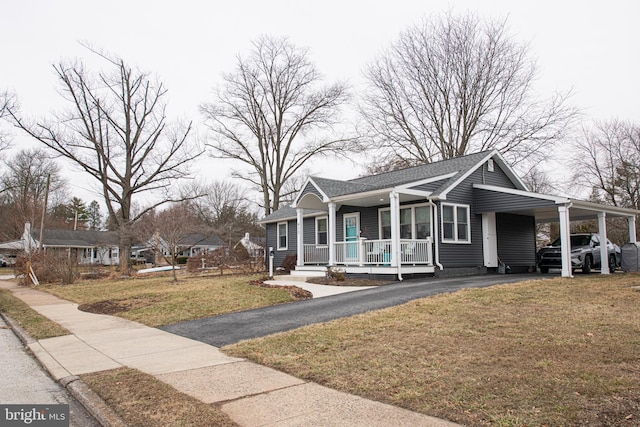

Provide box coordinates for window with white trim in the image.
[379,204,432,239]
[441,203,470,243]
[316,217,328,245]
[277,222,288,250]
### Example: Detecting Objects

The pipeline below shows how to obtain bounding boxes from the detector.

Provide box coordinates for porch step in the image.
[289,267,327,278]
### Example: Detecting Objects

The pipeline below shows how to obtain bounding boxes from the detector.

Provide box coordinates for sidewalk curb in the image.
[0,312,127,427]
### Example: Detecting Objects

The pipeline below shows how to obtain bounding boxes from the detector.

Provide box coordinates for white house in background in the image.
[149,233,225,259]
[21,222,120,265]
[235,232,265,259]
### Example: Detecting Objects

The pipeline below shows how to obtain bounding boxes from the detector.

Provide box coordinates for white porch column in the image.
[558,205,572,278]
[629,216,637,243]
[389,191,400,267]
[598,212,610,274]
[328,202,336,266]
[296,208,304,267]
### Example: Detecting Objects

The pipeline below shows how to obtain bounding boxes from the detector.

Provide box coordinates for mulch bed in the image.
[249,279,313,300]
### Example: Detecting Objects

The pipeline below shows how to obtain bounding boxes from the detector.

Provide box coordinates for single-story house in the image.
[234,232,265,259]
[21,222,120,265]
[260,150,639,279]
[150,233,224,259]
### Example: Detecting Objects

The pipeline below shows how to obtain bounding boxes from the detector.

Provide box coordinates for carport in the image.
[474,184,639,278]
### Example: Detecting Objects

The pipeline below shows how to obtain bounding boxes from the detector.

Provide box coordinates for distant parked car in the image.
[0,258,6,268]
[537,233,620,274]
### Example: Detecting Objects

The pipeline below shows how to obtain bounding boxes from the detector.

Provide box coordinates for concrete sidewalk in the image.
[0,279,460,426]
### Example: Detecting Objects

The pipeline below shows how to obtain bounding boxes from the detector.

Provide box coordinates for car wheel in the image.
[540,266,549,274]
[582,256,592,274]
[609,254,617,272]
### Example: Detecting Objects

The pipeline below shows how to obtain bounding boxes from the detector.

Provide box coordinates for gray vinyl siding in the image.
[265,221,297,268]
[301,181,322,198]
[303,217,316,244]
[496,213,536,267]
[483,162,517,187]
[335,206,379,241]
[437,166,507,268]
[473,188,556,213]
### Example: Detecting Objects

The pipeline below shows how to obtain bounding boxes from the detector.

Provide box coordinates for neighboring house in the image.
[21,222,120,265]
[234,232,265,259]
[177,234,225,257]
[260,150,639,279]
[151,233,225,259]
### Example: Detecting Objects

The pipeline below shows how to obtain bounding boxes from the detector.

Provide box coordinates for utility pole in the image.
[38,174,50,253]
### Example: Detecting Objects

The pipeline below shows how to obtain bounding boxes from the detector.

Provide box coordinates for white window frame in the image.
[316,216,328,245]
[378,203,432,240]
[441,203,471,244]
[277,221,288,250]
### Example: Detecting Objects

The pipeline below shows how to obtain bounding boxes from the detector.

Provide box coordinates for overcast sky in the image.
[2,0,639,204]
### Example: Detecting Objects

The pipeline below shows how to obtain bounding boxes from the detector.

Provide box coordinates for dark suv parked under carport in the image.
[537,233,621,274]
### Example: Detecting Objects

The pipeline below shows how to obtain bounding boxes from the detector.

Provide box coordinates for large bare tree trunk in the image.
[7,46,203,274]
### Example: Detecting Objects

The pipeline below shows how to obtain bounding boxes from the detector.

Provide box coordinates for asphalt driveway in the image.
[160,273,546,347]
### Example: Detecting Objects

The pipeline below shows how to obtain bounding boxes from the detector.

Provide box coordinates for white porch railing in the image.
[303,238,433,266]
[303,244,329,265]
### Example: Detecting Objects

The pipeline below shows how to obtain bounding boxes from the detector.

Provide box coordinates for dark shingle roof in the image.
[259,206,326,224]
[262,150,498,223]
[346,150,492,194]
[33,229,119,247]
[177,234,224,247]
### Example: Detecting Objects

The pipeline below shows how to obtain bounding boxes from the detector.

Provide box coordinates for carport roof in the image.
[473,184,640,221]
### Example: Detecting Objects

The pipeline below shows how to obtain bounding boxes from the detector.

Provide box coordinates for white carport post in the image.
[598,212,610,274]
[296,208,304,267]
[558,205,573,278]
[328,202,336,266]
[629,216,637,243]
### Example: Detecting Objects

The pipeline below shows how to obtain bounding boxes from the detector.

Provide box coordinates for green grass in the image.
[224,275,640,426]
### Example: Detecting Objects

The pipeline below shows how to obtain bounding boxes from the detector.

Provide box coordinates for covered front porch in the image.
[293,185,437,277]
[299,238,435,275]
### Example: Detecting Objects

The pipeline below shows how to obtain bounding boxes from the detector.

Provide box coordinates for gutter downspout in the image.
[430,199,444,271]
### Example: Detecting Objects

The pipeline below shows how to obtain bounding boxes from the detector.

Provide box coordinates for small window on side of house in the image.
[441,203,470,243]
[277,222,288,250]
[316,217,328,245]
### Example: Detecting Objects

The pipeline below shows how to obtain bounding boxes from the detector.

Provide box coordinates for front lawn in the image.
[40,273,298,327]
[224,275,640,426]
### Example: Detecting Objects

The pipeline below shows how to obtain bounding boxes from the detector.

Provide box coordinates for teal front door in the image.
[344,214,359,262]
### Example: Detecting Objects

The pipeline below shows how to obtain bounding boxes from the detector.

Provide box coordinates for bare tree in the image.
[202,35,356,216]
[136,202,208,282]
[570,119,640,244]
[0,90,17,150]
[572,119,640,210]
[360,10,578,168]
[7,48,204,273]
[183,180,263,246]
[0,148,68,239]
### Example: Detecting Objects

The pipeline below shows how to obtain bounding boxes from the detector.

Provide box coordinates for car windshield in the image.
[549,235,592,247]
